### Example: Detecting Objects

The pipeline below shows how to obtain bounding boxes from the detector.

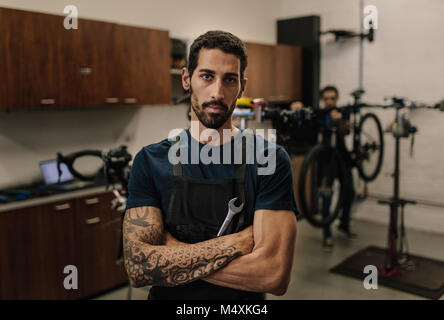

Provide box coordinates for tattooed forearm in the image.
[123,206,248,288]
[124,240,241,287]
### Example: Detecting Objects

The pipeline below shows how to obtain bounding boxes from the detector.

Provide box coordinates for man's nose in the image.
[210,79,224,101]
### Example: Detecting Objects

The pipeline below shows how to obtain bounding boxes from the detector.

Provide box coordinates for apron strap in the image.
[234,134,248,228]
[171,135,183,177]
[234,132,248,180]
[173,163,183,177]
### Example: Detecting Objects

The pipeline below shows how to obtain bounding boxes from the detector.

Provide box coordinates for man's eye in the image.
[201,74,213,81]
[225,78,237,84]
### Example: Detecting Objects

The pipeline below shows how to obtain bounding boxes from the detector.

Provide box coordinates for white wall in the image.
[279,0,444,105]
[279,0,444,233]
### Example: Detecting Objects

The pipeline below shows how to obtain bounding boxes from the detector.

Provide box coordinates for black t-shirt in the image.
[126,129,298,218]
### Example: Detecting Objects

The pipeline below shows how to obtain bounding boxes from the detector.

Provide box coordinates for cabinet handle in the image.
[79,67,92,75]
[105,98,119,103]
[84,197,99,205]
[54,203,71,211]
[85,217,101,225]
[124,98,137,104]
[41,98,55,105]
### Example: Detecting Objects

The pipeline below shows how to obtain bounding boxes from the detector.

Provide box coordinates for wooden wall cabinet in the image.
[0,8,22,110]
[0,192,128,300]
[21,11,63,109]
[0,8,61,110]
[243,42,275,102]
[272,44,303,102]
[59,19,119,108]
[244,42,302,103]
[115,25,171,106]
[0,7,171,110]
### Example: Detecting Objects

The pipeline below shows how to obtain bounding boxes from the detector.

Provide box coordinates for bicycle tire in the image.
[357,113,384,181]
[298,144,346,228]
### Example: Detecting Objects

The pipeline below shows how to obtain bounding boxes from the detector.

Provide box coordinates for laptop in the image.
[39,159,93,191]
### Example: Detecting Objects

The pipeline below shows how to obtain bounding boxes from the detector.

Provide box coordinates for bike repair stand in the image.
[377,104,416,276]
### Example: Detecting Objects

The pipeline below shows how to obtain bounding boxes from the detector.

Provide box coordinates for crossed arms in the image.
[123,206,297,295]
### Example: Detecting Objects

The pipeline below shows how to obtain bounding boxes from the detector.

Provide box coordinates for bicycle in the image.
[262,94,384,228]
[298,93,384,227]
[261,107,345,227]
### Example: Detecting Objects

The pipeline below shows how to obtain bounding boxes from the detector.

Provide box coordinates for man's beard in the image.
[190,87,236,129]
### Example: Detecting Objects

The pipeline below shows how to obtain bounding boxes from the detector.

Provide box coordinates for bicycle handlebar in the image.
[262,107,348,126]
[56,150,103,181]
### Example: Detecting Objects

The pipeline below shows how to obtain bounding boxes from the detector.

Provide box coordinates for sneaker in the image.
[323,237,334,250]
[337,225,357,238]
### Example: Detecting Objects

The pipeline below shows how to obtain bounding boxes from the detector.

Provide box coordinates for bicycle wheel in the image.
[357,113,384,181]
[298,144,346,228]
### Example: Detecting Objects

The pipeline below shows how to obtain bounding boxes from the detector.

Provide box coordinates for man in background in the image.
[291,86,356,250]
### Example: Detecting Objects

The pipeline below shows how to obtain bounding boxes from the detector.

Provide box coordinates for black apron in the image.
[148,134,265,300]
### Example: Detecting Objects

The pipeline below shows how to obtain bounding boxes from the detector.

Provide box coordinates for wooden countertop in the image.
[0,185,119,213]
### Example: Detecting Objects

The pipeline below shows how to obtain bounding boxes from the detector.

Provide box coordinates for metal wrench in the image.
[217,197,244,237]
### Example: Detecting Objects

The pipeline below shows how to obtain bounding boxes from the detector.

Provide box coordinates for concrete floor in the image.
[95,199,444,300]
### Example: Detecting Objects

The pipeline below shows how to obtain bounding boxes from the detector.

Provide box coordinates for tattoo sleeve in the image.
[123,206,243,287]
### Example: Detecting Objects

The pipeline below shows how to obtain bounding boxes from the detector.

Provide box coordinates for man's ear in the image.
[238,77,247,98]
[182,67,191,91]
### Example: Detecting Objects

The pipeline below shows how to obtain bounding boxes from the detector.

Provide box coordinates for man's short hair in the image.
[187,30,248,80]
[320,85,339,98]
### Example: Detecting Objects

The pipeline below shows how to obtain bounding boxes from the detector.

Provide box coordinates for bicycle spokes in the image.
[357,113,384,181]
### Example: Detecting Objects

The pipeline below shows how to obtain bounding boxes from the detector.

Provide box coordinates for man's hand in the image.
[290,101,304,111]
[202,210,297,296]
[329,109,342,120]
[329,109,351,135]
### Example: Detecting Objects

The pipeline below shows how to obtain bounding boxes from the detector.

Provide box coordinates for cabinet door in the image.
[20,10,63,109]
[0,207,20,298]
[115,25,171,105]
[273,44,303,102]
[76,218,128,298]
[44,201,81,299]
[59,19,119,107]
[0,8,24,110]
[0,200,78,299]
[74,193,127,298]
[243,42,274,100]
